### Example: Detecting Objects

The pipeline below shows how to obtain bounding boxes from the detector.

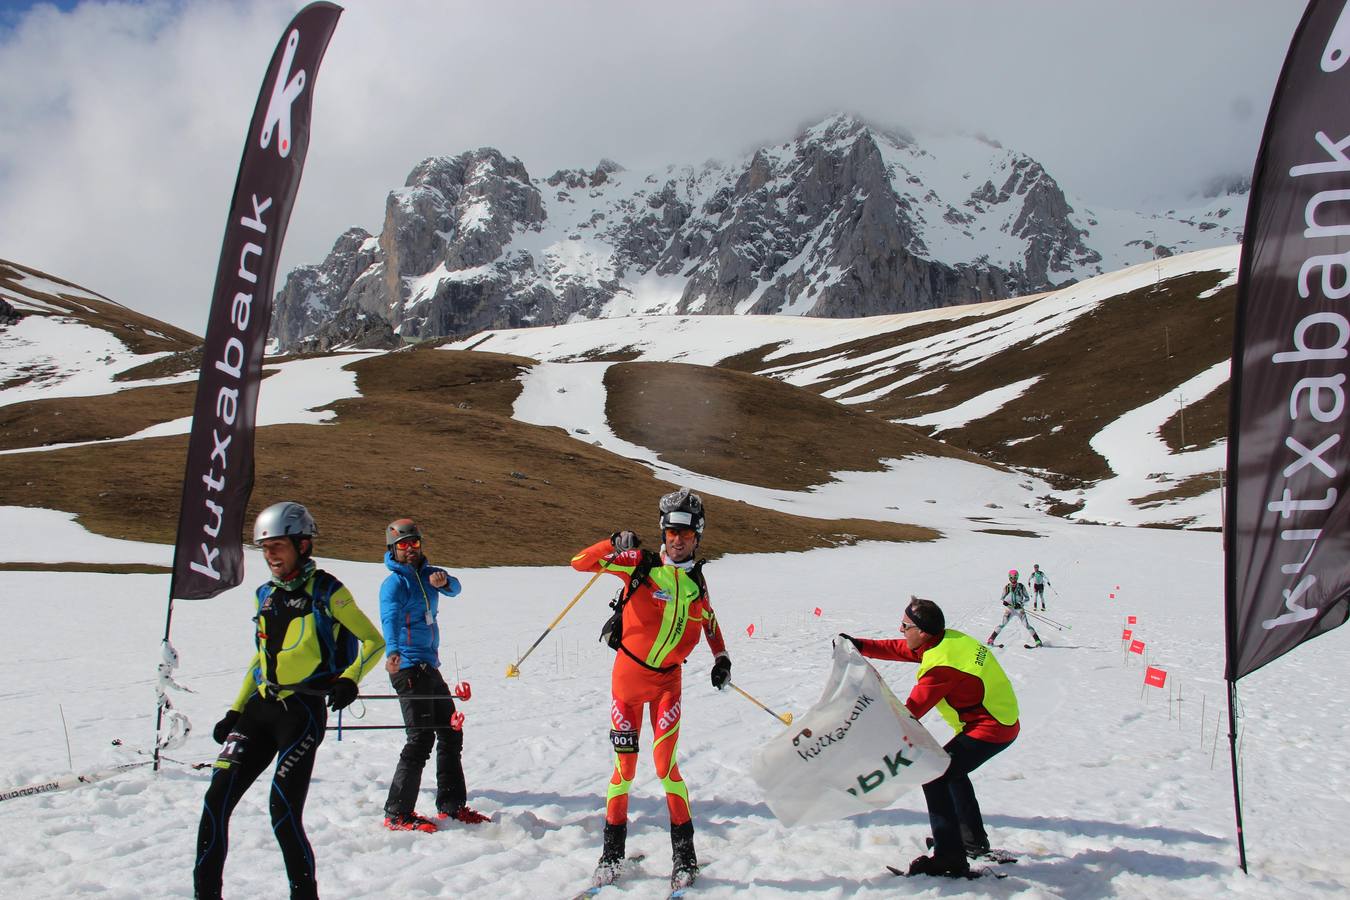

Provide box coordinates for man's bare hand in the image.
[429,570,448,589]
[384,652,401,674]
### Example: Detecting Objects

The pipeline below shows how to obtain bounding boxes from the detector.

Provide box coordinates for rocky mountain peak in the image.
[268,114,1246,352]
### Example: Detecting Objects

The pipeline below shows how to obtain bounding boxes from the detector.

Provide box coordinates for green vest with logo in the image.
[916,629,1019,731]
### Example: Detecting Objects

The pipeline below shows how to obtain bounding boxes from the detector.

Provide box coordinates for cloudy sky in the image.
[0,0,1308,332]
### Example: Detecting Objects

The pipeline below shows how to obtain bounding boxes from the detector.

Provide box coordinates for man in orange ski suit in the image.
[570,487,729,890]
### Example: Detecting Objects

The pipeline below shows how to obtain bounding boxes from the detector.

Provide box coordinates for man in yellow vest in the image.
[841,596,1020,878]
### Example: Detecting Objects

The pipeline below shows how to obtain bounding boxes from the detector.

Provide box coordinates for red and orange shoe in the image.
[437,806,490,825]
[384,812,438,833]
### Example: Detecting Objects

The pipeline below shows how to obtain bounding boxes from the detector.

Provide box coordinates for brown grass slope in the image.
[0,347,937,567]
[0,259,200,357]
[716,273,1233,490]
[1,258,1239,559]
[604,361,996,491]
[909,272,1235,485]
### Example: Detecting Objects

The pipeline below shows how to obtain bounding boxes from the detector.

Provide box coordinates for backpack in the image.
[257,569,359,688]
[599,551,656,650]
[599,553,706,653]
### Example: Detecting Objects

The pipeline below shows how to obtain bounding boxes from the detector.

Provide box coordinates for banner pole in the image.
[1226,678,1248,873]
[151,598,174,773]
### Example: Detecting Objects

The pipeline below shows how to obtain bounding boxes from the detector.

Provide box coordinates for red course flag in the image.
[813,607,822,617]
[1144,666,1167,688]
[1127,615,1137,624]
[746,623,755,637]
[1122,628,1133,641]
[1129,639,1145,655]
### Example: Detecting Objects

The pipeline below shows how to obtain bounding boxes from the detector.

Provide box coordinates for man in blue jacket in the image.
[380,518,487,831]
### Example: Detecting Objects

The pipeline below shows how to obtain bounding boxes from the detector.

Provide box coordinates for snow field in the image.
[2,514,1347,897]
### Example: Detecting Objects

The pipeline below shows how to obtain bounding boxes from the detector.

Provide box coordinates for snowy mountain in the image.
[270,114,1245,353]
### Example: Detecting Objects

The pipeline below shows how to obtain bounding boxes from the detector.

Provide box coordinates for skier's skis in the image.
[667,858,712,899]
[0,761,150,804]
[568,853,646,900]
[925,837,1019,864]
[1024,643,1042,649]
[887,864,1008,880]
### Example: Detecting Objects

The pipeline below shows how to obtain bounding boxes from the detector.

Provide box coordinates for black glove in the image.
[327,677,359,711]
[834,632,859,649]
[1003,601,1011,608]
[711,655,731,690]
[213,709,241,744]
[610,530,641,551]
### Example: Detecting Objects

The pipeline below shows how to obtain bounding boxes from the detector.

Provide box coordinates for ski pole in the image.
[353,694,469,701]
[1027,609,1070,630]
[728,682,793,726]
[506,570,604,677]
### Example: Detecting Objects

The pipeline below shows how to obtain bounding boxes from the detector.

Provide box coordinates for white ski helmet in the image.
[253,501,317,545]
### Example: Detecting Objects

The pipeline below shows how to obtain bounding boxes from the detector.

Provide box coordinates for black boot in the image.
[671,820,698,889]
[593,822,627,886]
[906,851,970,878]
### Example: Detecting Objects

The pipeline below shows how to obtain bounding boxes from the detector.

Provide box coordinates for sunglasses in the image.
[663,526,696,539]
[395,538,422,550]
[901,622,920,632]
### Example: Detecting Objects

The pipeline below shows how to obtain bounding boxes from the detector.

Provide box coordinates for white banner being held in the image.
[749,641,948,826]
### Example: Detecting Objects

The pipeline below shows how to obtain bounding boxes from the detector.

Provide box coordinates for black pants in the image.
[384,664,466,817]
[923,732,1012,859]
[194,692,327,900]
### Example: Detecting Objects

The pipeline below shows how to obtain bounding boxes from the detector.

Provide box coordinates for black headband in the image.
[906,601,944,637]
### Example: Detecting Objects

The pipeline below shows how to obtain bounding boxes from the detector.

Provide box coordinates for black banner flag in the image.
[1226,0,1350,680]
[169,2,342,600]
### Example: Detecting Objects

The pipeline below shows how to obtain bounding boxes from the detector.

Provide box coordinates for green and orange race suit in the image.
[570,538,728,827]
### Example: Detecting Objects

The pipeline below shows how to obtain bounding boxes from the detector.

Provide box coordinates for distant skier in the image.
[986,570,1043,648]
[1028,564,1051,611]
[194,502,384,900]
[840,597,1020,877]
[569,487,730,891]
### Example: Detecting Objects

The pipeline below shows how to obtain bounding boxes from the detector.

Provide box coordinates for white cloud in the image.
[0,0,1304,332]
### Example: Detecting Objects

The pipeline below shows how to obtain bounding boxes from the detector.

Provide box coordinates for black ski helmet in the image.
[658,487,705,536]
[386,518,422,549]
